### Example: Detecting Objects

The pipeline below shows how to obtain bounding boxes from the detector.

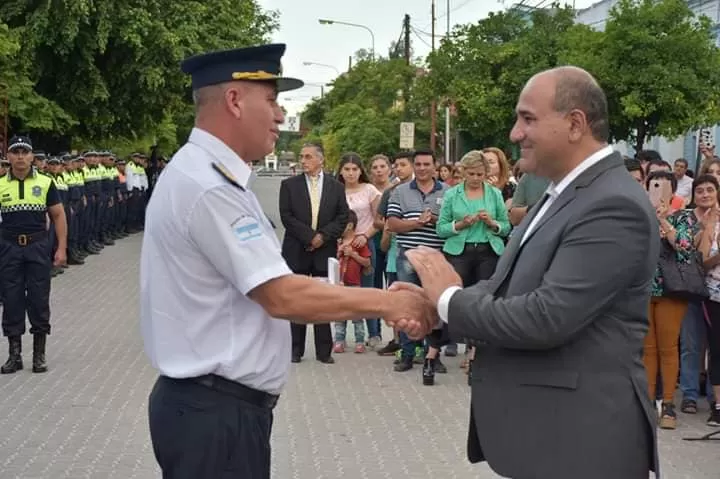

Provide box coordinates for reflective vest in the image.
[83,166,102,182]
[0,169,53,214]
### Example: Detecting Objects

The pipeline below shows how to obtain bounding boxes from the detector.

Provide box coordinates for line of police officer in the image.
[0,136,153,374]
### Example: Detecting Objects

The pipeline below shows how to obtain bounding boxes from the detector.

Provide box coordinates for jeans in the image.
[334,319,366,344]
[680,302,714,403]
[396,247,425,358]
[362,239,381,339]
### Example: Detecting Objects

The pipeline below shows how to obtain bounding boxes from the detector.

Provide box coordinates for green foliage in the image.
[296,57,420,172]
[422,0,720,153]
[561,0,720,151]
[0,0,278,152]
[419,6,578,151]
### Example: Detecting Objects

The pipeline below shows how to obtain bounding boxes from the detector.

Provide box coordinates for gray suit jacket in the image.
[449,152,660,479]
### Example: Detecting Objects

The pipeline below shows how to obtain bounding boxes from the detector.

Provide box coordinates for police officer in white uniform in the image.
[141,44,436,479]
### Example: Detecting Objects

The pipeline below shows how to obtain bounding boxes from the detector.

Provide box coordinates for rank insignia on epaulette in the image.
[211,162,244,191]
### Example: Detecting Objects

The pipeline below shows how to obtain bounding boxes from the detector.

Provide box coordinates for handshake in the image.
[380,247,463,339]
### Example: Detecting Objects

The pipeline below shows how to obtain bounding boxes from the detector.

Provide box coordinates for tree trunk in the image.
[635,120,647,154]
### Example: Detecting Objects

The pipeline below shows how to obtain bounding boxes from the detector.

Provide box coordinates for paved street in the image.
[0,176,717,478]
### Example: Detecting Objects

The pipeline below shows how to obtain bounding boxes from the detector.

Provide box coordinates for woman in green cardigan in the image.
[436,150,511,382]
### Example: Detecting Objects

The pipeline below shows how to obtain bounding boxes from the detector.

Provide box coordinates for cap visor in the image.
[276,77,304,93]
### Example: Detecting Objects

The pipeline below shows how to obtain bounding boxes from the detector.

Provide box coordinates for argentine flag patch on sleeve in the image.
[231,216,263,243]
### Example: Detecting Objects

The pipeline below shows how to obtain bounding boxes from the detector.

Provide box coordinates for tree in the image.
[1,0,277,151]
[0,21,74,134]
[295,55,422,171]
[561,0,720,151]
[419,6,579,152]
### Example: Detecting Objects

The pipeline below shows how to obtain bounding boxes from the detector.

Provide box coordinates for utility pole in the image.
[430,0,437,153]
[444,0,451,164]
[404,14,411,65]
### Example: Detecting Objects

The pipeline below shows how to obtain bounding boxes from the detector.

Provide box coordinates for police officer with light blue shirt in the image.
[141,44,435,479]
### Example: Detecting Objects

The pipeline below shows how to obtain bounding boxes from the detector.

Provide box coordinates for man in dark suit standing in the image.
[401,67,660,478]
[280,143,349,364]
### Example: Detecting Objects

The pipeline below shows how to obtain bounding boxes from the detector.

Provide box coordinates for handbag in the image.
[658,238,709,301]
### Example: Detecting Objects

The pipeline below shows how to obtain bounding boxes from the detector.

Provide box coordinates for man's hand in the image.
[309,233,324,250]
[53,249,67,267]
[384,282,437,339]
[405,246,462,306]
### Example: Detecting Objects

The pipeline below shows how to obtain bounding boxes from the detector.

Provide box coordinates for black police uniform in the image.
[0,160,61,373]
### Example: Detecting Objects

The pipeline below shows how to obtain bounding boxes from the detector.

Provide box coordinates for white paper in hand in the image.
[327,257,341,285]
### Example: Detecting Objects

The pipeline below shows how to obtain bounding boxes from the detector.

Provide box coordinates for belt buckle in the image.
[17,234,28,246]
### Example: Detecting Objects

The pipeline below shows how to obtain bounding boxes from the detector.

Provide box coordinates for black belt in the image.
[188,374,279,410]
[2,231,47,246]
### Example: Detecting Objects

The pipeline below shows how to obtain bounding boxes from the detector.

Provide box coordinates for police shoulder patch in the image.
[32,186,42,197]
[231,215,263,243]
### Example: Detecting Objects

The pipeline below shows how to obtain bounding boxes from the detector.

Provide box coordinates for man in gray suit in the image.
[401,67,660,478]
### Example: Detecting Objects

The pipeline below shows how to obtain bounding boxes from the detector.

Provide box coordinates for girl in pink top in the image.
[336,153,382,349]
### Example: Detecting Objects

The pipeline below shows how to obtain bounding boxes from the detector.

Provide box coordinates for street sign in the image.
[280,115,301,133]
[399,122,415,149]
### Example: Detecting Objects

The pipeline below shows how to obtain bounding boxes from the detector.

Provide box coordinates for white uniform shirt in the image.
[140,127,293,395]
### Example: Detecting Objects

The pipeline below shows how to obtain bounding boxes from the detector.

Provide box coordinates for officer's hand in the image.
[54,250,67,267]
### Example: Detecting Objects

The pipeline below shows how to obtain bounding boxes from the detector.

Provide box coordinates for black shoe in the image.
[317,356,335,364]
[32,334,47,373]
[393,355,413,372]
[377,340,401,356]
[422,358,435,386]
[67,251,85,265]
[291,354,301,363]
[91,240,104,249]
[434,357,447,374]
[708,403,720,427]
[102,235,115,246]
[467,359,473,386]
[444,343,458,357]
[0,336,23,374]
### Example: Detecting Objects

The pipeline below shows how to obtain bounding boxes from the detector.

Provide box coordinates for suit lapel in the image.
[318,175,333,221]
[490,151,623,295]
[296,175,311,223]
[490,194,549,293]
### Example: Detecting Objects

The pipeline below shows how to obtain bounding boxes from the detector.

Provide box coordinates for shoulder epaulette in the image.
[212,162,244,191]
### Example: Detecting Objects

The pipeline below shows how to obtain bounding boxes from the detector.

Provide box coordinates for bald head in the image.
[530,66,609,143]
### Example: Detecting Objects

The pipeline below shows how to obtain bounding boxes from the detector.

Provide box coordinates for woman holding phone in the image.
[644,170,701,430]
[436,150,510,385]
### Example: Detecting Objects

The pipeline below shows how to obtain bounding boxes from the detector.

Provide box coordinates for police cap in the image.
[8,136,33,152]
[47,157,61,165]
[181,43,304,92]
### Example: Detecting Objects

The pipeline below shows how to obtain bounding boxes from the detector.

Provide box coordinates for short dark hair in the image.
[625,158,644,177]
[636,150,661,164]
[646,170,678,193]
[674,158,688,168]
[412,149,436,162]
[393,151,413,163]
[648,158,671,171]
[553,72,609,142]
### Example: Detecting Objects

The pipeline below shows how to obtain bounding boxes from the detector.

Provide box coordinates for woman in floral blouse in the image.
[644,170,700,430]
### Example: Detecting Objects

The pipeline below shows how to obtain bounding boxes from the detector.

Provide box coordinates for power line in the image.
[410,27,433,49]
[420,0,477,31]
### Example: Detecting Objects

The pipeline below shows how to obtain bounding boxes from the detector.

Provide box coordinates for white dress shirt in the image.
[676,174,693,201]
[437,145,615,323]
[140,127,293,395]
[305,170,324,200]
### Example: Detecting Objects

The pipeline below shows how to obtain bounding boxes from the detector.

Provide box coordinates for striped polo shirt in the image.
[387,179,448,250]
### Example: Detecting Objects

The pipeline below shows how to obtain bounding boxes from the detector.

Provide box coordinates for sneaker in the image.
[332,342,345,354]
[367,336,382,350]
[659,402,677,430]
[707,403,720,427]
[354,343,366,354]
[377,340,401,356]
[393,349,402,365]
[413,346,425,364]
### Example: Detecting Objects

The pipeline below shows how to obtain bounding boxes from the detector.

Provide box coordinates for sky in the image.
[257,0,599,118]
